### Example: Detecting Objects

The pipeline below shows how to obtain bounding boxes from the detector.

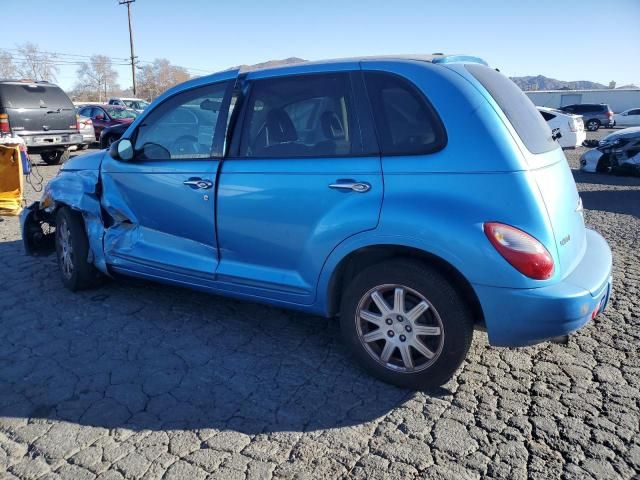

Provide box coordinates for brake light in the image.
[76,114,80,131]
[484,222,554,280]
[606,112,613,118]
[0,113,9,133]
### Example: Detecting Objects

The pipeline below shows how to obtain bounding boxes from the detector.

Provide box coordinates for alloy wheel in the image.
[355,284,445,373]
[57,218,74,280]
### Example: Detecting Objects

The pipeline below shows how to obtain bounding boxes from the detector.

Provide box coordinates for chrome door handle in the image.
[329,181,371,193]
[183,178,213,189]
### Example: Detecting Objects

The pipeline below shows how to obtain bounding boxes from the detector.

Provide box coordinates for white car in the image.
[107,97,150,112]
[613,108,640,127]
[537,107,585,149]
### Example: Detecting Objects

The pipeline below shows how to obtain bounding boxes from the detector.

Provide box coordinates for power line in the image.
[0,48,214,76]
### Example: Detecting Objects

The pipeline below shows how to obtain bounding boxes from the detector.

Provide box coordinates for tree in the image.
[137,59,190,100]
[75,55,120,102]
[14,42,59,82]
[0,51,16,79]
[609,80,616,89]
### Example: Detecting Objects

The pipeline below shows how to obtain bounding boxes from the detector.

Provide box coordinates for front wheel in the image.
[586,119,600,131]
[55,207,103,291]
[340,260,474,389]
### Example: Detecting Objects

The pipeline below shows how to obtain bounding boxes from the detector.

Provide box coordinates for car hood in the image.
[61,149,107,171]
[600,127,640,145]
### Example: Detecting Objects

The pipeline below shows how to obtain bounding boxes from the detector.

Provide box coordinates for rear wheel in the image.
[586,119,600,131]
[41,149,70,165]
[340,260,474,389]
[55,207,103,291]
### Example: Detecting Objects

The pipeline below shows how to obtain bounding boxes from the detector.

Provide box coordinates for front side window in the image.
[133,81,231,160]
[106,107,138,120]
[364,71,446,156]
[466,64,556,154]
[238,73,358,158]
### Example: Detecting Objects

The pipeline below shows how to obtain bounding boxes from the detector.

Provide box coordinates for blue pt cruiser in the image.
[21,54,612,389]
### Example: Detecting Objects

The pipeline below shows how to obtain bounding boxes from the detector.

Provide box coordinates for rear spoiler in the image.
[433,55,488,66]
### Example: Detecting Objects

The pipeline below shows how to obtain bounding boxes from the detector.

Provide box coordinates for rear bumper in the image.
[474,228,612,347]
[19,133,83,152]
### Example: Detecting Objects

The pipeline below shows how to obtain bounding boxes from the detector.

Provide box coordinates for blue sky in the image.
[3,0,639,90]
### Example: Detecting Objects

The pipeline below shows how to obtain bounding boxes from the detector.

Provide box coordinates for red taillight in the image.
[607,112,613,118]
[75,114,80,131]
[0,113,9,133]
[484,222,554,280]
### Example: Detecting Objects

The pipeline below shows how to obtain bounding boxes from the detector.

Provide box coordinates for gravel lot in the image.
[1,130,638,480]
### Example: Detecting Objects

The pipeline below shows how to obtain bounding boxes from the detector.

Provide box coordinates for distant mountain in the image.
[510,75,608,91]
[234,57,307,72]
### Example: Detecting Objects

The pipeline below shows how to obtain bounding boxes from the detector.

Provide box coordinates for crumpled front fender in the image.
[26,169,109,274]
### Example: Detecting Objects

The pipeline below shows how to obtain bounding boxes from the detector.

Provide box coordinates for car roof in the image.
[236,53,488,74]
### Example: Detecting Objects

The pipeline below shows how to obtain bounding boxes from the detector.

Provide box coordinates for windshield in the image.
[106,107,138,119]
[0,83,74,109]
[123,100,149,109]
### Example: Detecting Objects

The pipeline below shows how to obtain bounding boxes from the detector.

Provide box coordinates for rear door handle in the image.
[329,181,371,193]
[183,178,213,189]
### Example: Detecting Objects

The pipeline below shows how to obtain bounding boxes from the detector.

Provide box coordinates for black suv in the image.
[0,80,83,164]
[558,103,614,131]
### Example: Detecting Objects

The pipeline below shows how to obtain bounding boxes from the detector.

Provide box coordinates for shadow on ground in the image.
[579,189,640,219]
[0,239,420,434]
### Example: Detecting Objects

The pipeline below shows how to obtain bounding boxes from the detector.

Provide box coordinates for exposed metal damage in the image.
[20,153,140,276]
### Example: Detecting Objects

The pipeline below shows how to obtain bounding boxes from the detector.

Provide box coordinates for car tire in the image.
[101,135,116,149]
[55,207,103,291]
[586,119,600,131]
[41,149,70,165]
[339,259,474,389]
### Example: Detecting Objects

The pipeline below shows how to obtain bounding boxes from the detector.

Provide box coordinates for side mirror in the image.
[110,139,134,161]
[95,114,105,121]
[622,112,628,116]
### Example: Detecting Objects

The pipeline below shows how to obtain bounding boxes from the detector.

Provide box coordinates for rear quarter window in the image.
[0,83,73,109]
[465,64,557,154]
[364,71,446,156]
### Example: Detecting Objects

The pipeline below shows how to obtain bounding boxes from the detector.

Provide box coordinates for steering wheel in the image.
[171,135,200,156]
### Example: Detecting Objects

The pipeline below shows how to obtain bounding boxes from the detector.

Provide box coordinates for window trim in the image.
[362,70,448,157]
[128,79,234,162]
[229,71,371,160]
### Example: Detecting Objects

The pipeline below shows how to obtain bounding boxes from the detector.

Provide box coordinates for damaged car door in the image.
[100,77,235,283]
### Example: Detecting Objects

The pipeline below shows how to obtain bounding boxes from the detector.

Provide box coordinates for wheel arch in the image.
[325,244,485,327]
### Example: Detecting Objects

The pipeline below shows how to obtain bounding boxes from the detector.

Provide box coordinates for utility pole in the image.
[119,0,137,95]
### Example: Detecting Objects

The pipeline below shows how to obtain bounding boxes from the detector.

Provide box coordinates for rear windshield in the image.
[465,64,556,154]
[0,83,73,109]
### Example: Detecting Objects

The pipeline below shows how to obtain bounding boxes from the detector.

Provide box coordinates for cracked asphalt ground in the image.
[1,129,639,480]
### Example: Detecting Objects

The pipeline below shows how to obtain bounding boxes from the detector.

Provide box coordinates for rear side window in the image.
[0,84,73,109]
[466,64,556,154]
[364,71,445,155]
[239,73,359,158]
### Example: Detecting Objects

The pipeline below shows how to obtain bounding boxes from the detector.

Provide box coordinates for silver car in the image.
[76,115,95,150]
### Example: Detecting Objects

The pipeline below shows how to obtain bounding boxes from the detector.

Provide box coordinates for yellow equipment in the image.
[0,142,24,216]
